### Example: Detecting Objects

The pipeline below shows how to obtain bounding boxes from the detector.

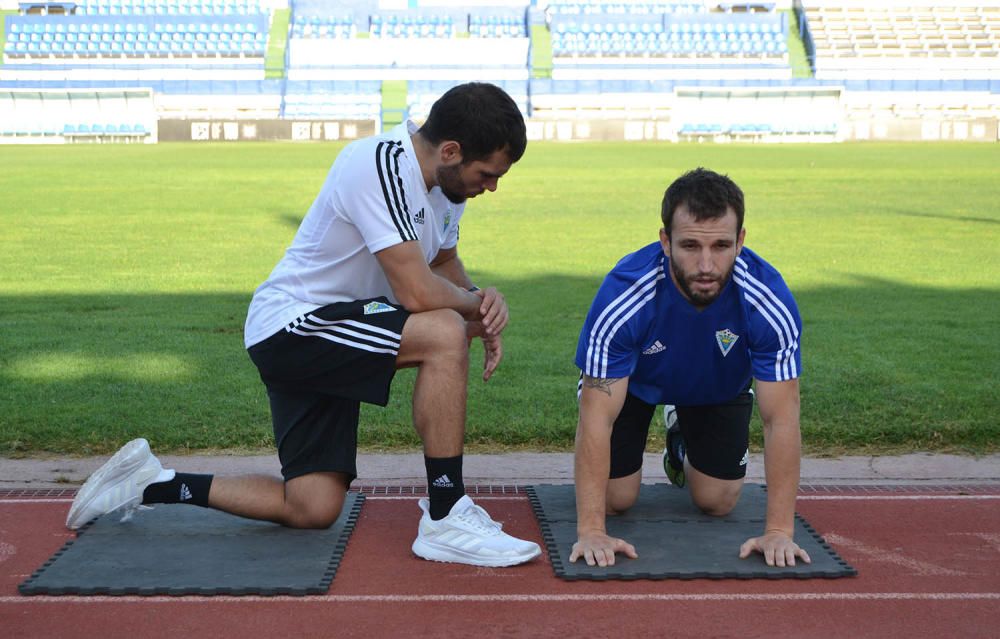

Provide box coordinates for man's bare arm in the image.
[570,375,638,567]
[429,246,474,289]
[738,378,811,567]
[375,242,481,319]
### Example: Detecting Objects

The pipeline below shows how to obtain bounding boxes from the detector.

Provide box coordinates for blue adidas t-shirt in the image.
[575,242,802,406]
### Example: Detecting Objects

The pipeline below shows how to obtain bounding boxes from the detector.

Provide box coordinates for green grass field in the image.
[1,142,998,457]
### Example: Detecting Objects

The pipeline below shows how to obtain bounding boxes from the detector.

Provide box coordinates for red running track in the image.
[1,485,998,639]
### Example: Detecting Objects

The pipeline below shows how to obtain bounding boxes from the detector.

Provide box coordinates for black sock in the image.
[142,473,213,508]
[425,455,465,520]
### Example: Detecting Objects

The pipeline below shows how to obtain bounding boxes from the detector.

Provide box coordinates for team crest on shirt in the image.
[363,301,396,315]
[443,208,452,232]
[715,329,739,357]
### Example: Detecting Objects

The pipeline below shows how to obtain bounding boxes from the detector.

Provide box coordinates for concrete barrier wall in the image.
[157,118,378,142]
[154,116,996,144]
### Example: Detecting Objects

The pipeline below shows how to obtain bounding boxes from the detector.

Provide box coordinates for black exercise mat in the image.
[528,482,770,522]
[527,484,855,580]
[20,492,364,596]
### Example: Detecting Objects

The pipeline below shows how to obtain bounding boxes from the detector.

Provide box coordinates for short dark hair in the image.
[661,168,745,235]
[417,82,527,164]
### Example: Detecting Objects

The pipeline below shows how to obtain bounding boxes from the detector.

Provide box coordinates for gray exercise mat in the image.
[20,493,364,596]
[528,482,769,522]
[527,484,855,580]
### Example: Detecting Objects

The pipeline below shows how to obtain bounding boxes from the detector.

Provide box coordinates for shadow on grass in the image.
[1,274,997,455]
[887,208,1000,226]
[278,212,305,230]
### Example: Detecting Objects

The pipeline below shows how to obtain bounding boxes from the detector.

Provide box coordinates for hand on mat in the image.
[739,531,811,567]
[569,531,638,567]
[472,287,508,337]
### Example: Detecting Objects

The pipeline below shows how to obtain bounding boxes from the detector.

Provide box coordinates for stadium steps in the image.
[1,9,17,65]
[381,79,407,130]
[265,7,290,79]
[530,22,552,79]
[785,8,813,78]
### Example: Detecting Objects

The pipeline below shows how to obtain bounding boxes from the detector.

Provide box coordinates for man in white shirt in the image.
[67,83,541,568]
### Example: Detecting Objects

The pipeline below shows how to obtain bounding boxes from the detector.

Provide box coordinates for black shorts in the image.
[609,384,754,481]
[247,297,410,481]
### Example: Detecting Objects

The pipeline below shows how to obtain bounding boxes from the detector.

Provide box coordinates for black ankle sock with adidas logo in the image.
[424,455,464,520]
[141,473,213,508]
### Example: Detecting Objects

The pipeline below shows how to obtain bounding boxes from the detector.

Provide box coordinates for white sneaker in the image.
[412,495,541,567]
[65,438,174,530]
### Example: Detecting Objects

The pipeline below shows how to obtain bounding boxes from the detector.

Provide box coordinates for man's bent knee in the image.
[283,472,349,529]
[398,309,468,367]
[691,488,741,517]
[606,492,639,515]
[284,503,342,529]
[606,473,641,515]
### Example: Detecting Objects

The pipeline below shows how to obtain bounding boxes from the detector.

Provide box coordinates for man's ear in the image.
[439,140,462,165]
[659,227,671,258]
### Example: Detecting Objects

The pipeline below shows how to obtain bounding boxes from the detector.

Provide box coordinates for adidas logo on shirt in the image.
[432,474,454,489]
[413,208,426,225]
[179,483,193,501]
[642,340,666,355]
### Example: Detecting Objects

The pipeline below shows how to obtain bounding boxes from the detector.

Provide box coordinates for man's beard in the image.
[436,164,467,204]
[671,258,734,309]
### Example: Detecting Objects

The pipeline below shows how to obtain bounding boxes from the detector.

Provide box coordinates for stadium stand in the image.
[286,3,530,78]
[0,86,156,141]
[3,12,269,63]
[281,78,380,120]
[1,0,998,144]
[0,0,281,134]
[283,1,531,125]
[801,0,1000,79]
[545,1,791,81]
[407,78,529,121]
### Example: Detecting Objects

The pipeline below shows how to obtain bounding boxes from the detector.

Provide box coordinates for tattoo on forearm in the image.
[583,376,622,397]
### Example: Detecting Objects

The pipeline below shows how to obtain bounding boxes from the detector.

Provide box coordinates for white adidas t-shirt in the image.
[244,121,465,348]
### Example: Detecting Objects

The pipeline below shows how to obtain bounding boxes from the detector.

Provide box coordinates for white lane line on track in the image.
[5,494,1000,505]
[1,592,998,604]
[0,496,527,504]
[796,495,1000,501]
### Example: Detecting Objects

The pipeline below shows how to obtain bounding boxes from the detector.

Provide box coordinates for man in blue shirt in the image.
[570,168,811,569]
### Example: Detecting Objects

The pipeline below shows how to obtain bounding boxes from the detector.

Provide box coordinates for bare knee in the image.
[692,490,740,517]
[399,309,468,367]
[606,492,638,515]
[282,472,349,529]
[606,475,641,515]
[426,309,467,353]
[284,502,342,529]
